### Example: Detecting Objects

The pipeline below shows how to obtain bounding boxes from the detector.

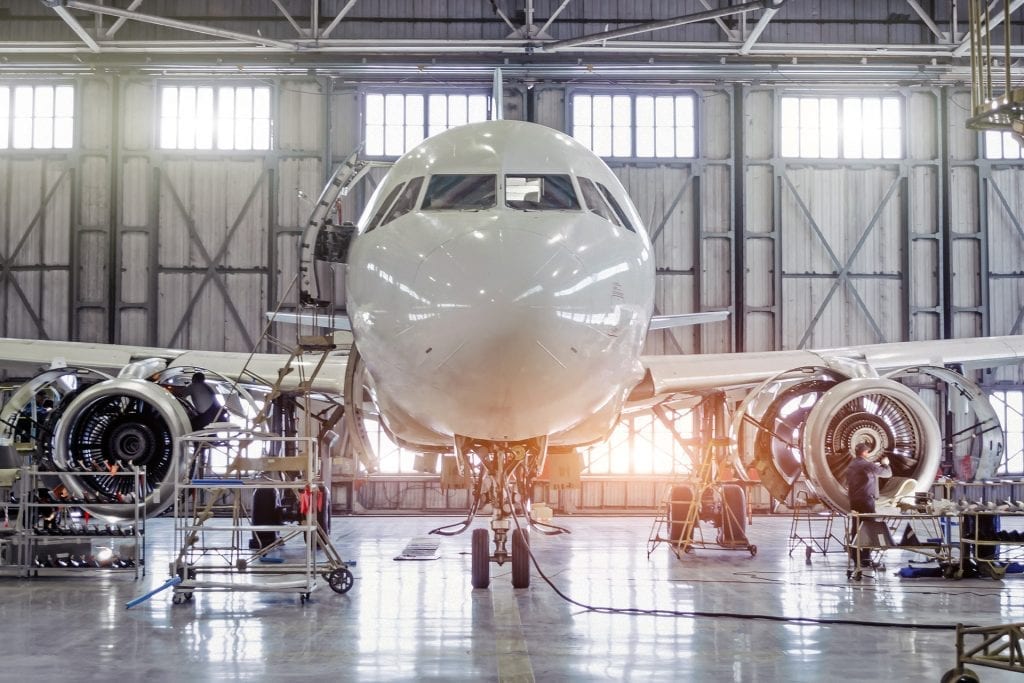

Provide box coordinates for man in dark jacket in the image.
[846,442,892,566]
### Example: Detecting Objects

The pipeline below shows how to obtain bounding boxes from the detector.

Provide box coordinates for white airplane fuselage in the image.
[346,121,655,446]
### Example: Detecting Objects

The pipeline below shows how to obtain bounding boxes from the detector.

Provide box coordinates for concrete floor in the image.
[0,513,1021,682]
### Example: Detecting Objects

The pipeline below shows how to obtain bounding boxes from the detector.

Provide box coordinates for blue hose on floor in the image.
[125,576,182,609]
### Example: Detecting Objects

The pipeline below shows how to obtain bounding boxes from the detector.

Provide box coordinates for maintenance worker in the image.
[846,442,892,566]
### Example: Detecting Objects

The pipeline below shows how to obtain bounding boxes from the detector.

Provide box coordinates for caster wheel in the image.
[941,668,980,683]
[328,567,354,595]
[749,545,758,557]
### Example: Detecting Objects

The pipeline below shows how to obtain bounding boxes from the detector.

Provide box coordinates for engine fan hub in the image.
[829,413,890,459]
[106,421,156,464]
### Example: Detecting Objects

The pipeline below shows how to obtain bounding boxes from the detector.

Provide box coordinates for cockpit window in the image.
[422,174,496,210]
[504,175,580,211]
[578,176,622,228]
[381,176,424,226]
[597,182,636,233]
[364,182,407,233]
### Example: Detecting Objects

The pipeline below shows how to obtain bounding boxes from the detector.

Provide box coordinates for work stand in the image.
[647,394,757,560]
[787,490,843,564]
[170,429,354,605]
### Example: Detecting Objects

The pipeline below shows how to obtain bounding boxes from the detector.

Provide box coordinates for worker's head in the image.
[191,372,206,384]
[854,442,872,459]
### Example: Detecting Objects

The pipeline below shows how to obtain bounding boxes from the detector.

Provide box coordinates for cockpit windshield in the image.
[422,174,496,210]
[505,175,580,211]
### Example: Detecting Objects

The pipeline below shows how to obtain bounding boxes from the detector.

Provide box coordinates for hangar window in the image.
[571,93,696,159]
[984,131,1023,160]
[159,85,271,151]
[990,390,1024,475]
[363,92,490,158]
[780,96,902,159]
[0,84,74,150]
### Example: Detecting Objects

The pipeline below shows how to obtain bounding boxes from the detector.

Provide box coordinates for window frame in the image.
[155,81,275,153]
[361,89,493,160]
[0,81,77,152]
[567,89,700,162]
[778,92,906,161]
[982,129,1024,162]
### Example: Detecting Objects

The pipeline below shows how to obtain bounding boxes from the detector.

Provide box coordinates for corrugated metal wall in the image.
[2,73,1024,511]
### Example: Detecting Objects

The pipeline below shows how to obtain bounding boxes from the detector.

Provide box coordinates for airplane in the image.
[0,119,1021,589]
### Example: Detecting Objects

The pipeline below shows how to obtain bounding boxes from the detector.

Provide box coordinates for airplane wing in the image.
[638,335,1024,396]
[0,338,349,395]
[637,334,1024,514]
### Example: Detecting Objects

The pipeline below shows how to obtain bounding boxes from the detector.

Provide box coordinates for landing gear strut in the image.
[435,437,564,589]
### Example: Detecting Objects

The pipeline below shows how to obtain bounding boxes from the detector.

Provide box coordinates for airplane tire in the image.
[511,528,530,589]
[720,484,747,546]
[668,485,695,543]
[471,528,490,589]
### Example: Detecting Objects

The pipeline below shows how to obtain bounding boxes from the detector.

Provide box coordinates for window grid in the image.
[984,130,1024,160]
[780,95,902,160]
[991,390,1024,476]
[159,85,271,151]
[0,84,74,150]
[364,92,490,158]
[571,93,698,159]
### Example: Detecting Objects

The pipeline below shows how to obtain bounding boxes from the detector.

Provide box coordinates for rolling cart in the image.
[170,428,354,604]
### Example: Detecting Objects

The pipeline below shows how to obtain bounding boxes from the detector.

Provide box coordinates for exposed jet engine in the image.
[0,363,249,522]
[732,367,947,512]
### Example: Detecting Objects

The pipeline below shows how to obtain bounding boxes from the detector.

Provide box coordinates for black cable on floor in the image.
[511,513,972,631]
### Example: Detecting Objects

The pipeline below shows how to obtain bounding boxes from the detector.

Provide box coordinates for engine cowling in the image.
[733,370,942,514]
[49,378,192,521]
[801,377,941,512]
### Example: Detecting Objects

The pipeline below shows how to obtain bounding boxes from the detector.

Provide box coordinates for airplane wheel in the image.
[328,567,354,594]
[511,528,530,589]
[471,528,490,589]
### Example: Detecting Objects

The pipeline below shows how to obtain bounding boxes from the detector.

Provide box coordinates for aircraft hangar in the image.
[1,2,1024,681]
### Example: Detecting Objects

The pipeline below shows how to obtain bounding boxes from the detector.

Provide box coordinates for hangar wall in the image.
[2,74,1022,373]
[1,71,1023,511]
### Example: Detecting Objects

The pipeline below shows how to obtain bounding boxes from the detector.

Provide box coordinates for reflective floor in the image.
[0,514,1021,682]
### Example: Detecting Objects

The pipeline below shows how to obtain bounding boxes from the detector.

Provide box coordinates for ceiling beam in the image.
[270,0,304,37]
[321,0,359,39]
[104,0,144,40]
[739,7,779,55]
[905,0,946,42]
[698,0,740,42]
[48,3,100,53]
[537,0,573,38]
[63,1,299,51]
[543,0,780,51]
[952,0,1024,57]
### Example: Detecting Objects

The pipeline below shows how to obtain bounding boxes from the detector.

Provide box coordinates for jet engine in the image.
[0,365,251,522]
[733,369,941,513]
[42,378,192,520]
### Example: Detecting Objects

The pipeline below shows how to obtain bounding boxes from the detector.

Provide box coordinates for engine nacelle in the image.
[733,369,943,514]
[801,377,941,512]
[50,378,192,520]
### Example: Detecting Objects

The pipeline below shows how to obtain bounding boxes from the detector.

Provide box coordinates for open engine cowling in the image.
[733,370,942,514]
[48,378,192,521]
